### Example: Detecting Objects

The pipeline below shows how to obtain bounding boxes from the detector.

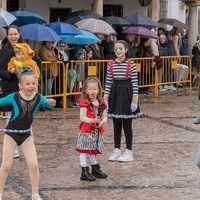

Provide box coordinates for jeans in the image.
[46,77,55,95]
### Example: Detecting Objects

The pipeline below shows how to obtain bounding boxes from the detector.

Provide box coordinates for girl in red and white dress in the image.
[76,77,108,181]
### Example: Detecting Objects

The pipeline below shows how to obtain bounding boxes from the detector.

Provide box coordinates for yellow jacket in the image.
[7,43,40,79]
[38,44,58,77]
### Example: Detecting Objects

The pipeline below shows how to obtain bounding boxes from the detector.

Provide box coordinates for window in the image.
[50,8,71,22]
[159,0,168,19]
[7,0,19,12]
[103,4,123,17]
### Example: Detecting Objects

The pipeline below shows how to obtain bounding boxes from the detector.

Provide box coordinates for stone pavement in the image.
[1,89,200,200]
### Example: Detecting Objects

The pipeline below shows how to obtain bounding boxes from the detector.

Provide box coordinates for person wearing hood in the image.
[54,40,69,63]
[7,43,40,79]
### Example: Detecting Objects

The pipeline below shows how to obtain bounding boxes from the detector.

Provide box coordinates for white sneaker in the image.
[13,147,20,159]
[117,149,133,162]
[108,148,121,161]
[159,86,167,92]
[32,194,43,200]
[168,85,177,91]
[136,112,142,118]
[193,114,200,124]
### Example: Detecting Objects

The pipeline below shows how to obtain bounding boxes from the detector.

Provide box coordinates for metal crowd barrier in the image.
[39,61,68,109]
[40,56,191,109]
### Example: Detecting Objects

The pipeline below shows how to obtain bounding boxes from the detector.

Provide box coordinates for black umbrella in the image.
[124,13,157,28]
[100,16,130,26]
[66,9,102,24]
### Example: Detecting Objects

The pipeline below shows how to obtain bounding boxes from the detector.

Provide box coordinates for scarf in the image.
[56,47,69,61]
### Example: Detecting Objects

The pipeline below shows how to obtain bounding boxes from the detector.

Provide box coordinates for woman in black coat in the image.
[192,40,200,124]
[192,41,200,85]
[0,25,41,111]
[192,41,200,70]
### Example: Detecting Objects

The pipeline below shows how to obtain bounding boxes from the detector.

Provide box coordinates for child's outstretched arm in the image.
[40,95,56,110]
[47,98,56,106]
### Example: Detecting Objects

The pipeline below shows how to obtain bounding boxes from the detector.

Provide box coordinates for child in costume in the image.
[76,77,108,181]
[73,48,87,106]
[104,40,138,162]
[0,68,56,200]
[7,43,40,79]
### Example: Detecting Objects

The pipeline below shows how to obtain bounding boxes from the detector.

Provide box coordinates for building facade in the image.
[1,0,200,54]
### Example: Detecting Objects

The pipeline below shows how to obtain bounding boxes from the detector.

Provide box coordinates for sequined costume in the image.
[0,92,54,145]
[76,99,107,154]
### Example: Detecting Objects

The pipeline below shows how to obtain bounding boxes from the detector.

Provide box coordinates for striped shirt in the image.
[104,59,138,95]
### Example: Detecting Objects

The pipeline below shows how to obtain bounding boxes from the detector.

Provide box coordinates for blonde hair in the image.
[18,67,37,83]
[14,47,23,54]
[81,77,103,101]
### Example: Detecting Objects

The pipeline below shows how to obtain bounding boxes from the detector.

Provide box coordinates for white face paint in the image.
[114,43,127,59]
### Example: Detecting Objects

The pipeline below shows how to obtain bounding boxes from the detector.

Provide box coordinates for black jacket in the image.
[0,42,41,111]
[192,45,200,69]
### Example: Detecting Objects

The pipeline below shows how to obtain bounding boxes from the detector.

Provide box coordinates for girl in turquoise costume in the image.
[0,68,56,200]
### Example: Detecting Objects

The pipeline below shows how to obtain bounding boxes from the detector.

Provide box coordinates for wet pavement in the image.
[1,88,200,200]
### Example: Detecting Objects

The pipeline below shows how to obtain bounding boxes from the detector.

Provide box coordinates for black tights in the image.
[113,118,133,150]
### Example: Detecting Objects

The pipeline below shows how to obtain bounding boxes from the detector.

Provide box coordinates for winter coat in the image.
[0,42,41,111]
[158,41,175,56]
[192,44,200,69]
[39,44,58,77]
[7,43,40,79]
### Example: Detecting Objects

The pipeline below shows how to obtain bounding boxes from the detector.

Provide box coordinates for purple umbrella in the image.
[157,18,189,29]
[121,26,158,39]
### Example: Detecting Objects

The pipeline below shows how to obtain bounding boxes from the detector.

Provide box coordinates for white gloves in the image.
[131,102,138,112]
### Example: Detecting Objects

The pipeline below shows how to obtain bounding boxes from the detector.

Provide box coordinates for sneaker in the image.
[193,114,200,124]
[166,85,177,91]
[13,147,19,159]
[108,148,122,161]
[73,102,79,107]
[159,86,167,92]
[117,149,133,162]
[177,84,183,88]
[136,112,143,118]
[32,194,43,200]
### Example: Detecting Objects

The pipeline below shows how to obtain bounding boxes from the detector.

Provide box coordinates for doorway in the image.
[50,8,71,22]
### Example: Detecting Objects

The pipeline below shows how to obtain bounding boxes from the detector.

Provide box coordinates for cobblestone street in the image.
[1,89,200,200]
